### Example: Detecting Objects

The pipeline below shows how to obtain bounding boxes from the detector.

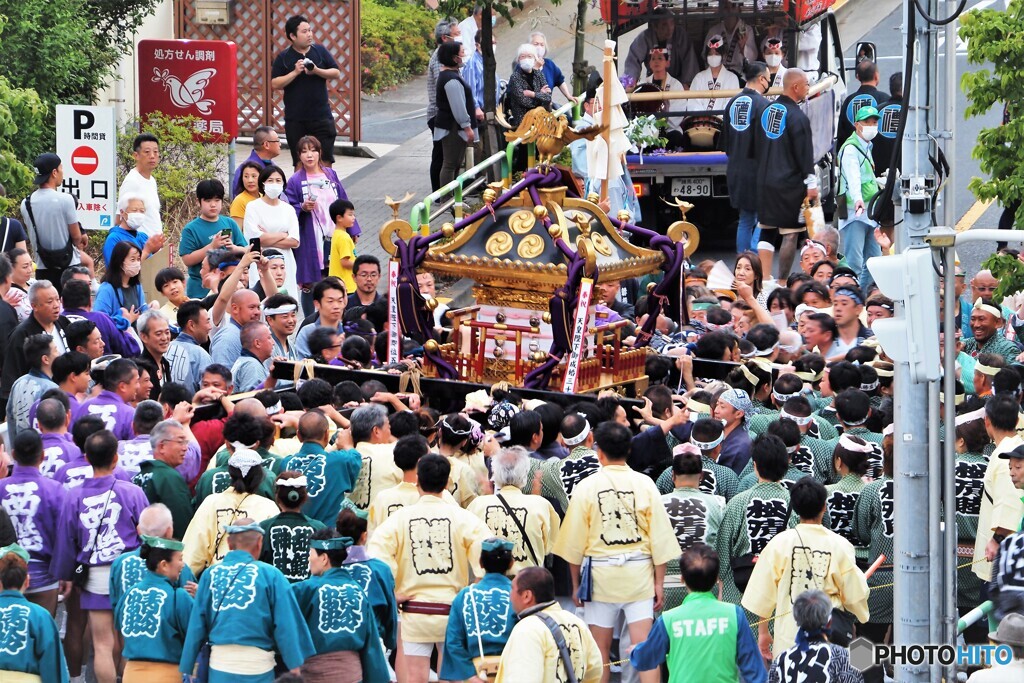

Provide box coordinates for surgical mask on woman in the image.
[123,261,142,278]
[518,58,534,72]
[707,54,723,68]
[765,54,782,68]
[263,182,284,199]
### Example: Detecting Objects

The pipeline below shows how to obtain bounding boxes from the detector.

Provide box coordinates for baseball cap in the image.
[33,153,61,186]
[855,106,880,123]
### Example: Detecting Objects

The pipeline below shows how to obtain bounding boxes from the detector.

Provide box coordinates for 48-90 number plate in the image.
[670,177,712,197]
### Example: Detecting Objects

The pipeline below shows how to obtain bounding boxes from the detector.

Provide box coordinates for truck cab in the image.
[604,0,847,242]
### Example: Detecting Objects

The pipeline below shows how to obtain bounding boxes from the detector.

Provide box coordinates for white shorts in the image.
[583,598,654,629]
[402,640,443,657]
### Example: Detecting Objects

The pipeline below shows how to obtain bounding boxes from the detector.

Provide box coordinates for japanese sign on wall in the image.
[138,39,239,142]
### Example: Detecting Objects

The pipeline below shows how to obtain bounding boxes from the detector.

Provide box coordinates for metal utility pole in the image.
[893,0,937,679]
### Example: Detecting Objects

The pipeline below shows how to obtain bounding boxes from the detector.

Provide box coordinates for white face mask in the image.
[534,45,546,58]
[125,213,146,230]
[861,125,879,141]
[707,54,723,68]
[263,182,284,199]
[765,54,782,68]
[123,261,142,278]
[519,58,534,72]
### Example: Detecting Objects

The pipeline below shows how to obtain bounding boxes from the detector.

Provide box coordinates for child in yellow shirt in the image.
[328,198,357,293]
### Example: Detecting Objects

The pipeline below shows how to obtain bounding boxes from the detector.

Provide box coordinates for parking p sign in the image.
[55,105,117,230]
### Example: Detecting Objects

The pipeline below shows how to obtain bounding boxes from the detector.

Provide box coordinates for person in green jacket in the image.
[630,543,766,683]
[837,105,883,290]
[133,419,194,539]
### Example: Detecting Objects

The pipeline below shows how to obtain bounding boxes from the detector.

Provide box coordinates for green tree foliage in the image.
[0,76,47,215]
[116,113,227,249]
[960,1,1024,228]
[0,0,117,107]
[362,0,437,93]
[85,0,162,58]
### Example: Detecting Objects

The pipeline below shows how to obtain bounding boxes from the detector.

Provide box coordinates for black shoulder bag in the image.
[535,611,580,683]
[24,194,75,271]
[495,492,540,567]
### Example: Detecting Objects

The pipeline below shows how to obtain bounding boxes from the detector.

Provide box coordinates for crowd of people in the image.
[1,5,1024,683]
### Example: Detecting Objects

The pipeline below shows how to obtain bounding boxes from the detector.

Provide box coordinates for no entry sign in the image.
[71,146,99,175]
[55,105,116,230]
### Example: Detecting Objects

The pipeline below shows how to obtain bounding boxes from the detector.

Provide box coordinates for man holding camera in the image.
[271,15,341,169]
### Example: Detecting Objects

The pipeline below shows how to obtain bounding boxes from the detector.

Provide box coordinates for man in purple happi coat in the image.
[0,429,66,615]
[77,358,139,441]
[62,278,141,358]
[36,397,81,478]
[52,429,148,683]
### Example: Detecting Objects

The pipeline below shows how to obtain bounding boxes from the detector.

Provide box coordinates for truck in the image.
[603,0,849,242]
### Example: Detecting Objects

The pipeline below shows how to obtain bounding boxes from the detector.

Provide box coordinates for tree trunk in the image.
[572,0,590,102]
[481,3,500,180]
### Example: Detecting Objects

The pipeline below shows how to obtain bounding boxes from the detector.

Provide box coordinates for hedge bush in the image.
[362,0,436,93]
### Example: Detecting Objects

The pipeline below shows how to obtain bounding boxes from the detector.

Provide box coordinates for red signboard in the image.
[138,39,239,142]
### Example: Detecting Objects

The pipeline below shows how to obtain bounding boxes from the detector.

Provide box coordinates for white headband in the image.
[752,343,779,358]
[563,417,592,447]
[954,407,987,427]
[973,298,1003,320]
[975,362,1001,377]
[691,432,725,450]
[779,408,813,426]
[860,380,879,392]
[838,433,876,453]
[277,476,308,488]
[265,402,283,416]
[264,304,298,316]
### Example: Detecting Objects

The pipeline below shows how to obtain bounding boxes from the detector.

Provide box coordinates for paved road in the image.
[845,0,1006,276]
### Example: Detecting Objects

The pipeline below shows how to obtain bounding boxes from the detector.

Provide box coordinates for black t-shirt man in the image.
[270,16,340,166]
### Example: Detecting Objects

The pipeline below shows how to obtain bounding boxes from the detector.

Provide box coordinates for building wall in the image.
[96,0,176,123]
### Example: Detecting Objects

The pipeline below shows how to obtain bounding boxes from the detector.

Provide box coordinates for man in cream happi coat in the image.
[974,395,1024,586]
[469,446,561,575]
[368,454,490,683]
[553,422,681,683]
[742,477,869,658]
[496,566,603,682]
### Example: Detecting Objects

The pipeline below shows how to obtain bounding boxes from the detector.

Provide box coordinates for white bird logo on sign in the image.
[152,67,217,114]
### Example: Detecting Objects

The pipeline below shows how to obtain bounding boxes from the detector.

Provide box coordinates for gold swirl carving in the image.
[517,234,545,259]
[591,232,613,257]
[485,231,514,257]
[379,219,414,256]
[508,210,536,235]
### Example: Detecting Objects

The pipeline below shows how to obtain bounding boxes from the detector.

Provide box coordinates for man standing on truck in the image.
[756,69,817,281]
[624,7,700,88]
[837,60,886,151]
[723,61,771,254]
[703,0,757,74]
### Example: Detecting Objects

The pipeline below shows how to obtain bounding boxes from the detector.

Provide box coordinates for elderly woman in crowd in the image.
[768,590,865,682]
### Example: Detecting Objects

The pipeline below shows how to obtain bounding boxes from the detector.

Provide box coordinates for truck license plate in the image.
[670,177,711,197]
